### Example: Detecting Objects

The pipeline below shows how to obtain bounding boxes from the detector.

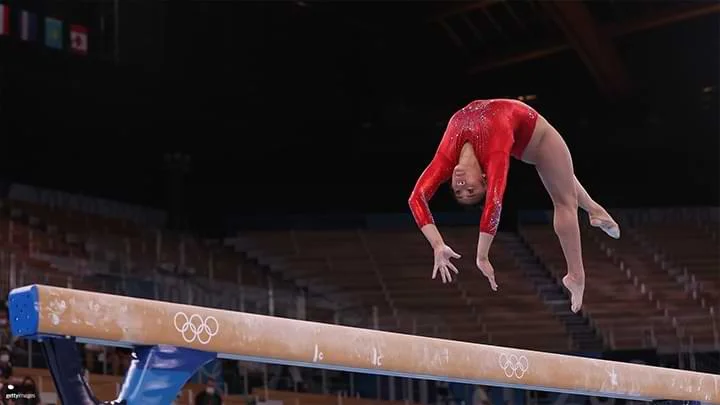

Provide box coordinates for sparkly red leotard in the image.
[409,99,538,235]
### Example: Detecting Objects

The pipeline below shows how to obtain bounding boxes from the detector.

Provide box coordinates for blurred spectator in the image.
[0,348,12,380]
[0,309,10,348]
[473,387,491,405]
[194,377,222,405]
[9,340,27,368]
[85,345,130,375]
[15,377,39,405]
[288,366,307,393]
[83,344,103,373]
[1,377,15,405]
[0,376,35,405]
[109,348,131,376]
[269,365,307,392]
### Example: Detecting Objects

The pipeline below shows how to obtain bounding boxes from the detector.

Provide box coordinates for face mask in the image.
[206,387,215,394]
[0,355,9,362]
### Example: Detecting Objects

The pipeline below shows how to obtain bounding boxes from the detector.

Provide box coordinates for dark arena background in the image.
[0,0,718,404]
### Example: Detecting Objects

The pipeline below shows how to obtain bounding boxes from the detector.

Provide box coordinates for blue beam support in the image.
[116,345,216,405]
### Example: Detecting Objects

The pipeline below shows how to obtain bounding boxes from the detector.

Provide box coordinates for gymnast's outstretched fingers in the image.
[432,244,461,283]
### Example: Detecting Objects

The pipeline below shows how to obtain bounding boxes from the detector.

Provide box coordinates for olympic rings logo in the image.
[173,312,220,344]
[498,353,529,379]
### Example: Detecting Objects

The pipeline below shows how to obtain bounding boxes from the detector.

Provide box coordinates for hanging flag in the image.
[70,24,88,55]
[45,17,63,49]
[0,4,9,36]
[20,10,37,42]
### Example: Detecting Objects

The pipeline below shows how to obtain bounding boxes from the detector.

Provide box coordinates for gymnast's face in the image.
[451,165,486,205]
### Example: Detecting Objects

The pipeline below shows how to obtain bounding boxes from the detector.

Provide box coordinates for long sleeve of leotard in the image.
[408,153,454,228]
[479,151,510,235]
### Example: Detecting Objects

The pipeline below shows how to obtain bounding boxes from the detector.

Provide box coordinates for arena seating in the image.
[599,228,717,351]
[5,196,716,355]
[0,199,359,402]
[519,215,719,352]
[236,227,572,352]
[1,199,275,308]
[16,366,249,405]
[0,194,717,403]
[519,222,679,350]
[19,362,431,405]
[433,228,572,350]
[252,388,422,405]
[632,221,719,303]
[626,219,719,350]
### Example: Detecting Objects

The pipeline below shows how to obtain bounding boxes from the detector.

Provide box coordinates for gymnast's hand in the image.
[432,244,461,283]
[476,256,498,291]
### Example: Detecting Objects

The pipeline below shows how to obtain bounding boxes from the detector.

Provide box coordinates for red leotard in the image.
[408,99,538,235]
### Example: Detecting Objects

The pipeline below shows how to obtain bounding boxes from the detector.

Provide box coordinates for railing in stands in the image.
[615,210,717,316]
[592,233,697,352]
[693,351,720,373]
[609,230,719,349]
[628,229,695,295]
[356,230,399,328]
[606,326,657,351]
[613,207,720,226]
[633,228,715,315]
[712,307,720,350]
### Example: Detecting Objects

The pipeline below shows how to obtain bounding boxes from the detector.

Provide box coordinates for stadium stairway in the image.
[501,233,605,351]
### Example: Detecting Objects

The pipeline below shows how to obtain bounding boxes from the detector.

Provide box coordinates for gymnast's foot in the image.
[589,210,620,239]
[562,274,585,313]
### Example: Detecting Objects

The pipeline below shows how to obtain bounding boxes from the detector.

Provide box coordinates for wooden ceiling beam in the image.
[427,0,502,23]
[604,2,720,37]
[467,3,720,76]
[541,1,632,99]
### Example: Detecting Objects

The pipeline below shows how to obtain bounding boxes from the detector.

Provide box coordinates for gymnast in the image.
[408,99,620,312]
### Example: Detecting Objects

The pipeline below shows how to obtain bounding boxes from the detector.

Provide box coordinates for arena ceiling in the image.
[298,0,719,99]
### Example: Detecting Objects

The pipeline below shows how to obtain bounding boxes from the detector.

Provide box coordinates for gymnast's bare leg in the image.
[525,117,619,313]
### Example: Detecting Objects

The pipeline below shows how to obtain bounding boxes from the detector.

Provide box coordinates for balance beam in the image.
[9,284,720,404]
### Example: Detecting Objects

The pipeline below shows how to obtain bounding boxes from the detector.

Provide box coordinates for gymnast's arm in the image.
[408,154,454,249]
[476,151,510,259]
